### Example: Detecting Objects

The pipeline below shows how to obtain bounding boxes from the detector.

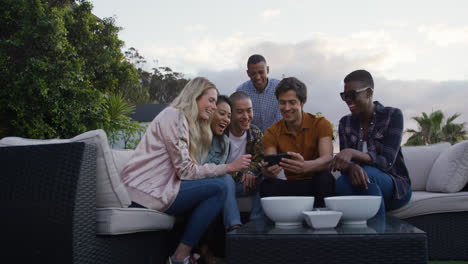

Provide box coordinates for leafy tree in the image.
[405,110,467,145]
[123,47,152,105]
[63,2,141,97]
[149,66,188,103]
[124,47,189,104]
[0,0,144,145]
[1,0,103,138]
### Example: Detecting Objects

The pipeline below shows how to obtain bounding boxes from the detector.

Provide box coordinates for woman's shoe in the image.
[227,224,241,232]
[167,255,191,264]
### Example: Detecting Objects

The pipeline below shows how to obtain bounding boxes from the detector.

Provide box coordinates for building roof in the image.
[128,104,168,122]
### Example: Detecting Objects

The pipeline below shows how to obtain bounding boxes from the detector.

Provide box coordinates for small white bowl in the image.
[324,195,381,225]
[261,196,315,228]
[302,211,342,229]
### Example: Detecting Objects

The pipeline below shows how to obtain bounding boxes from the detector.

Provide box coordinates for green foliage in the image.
[0,0,144,146]
[122,47,152,104]
[124,47,189,104]
[405,110,467,146]
[149,67,189,103]
[1,0,103,138]
[103,93,146,149]
[63,1,142,97]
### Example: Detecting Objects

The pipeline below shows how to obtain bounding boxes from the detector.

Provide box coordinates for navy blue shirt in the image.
[338,101,411,200]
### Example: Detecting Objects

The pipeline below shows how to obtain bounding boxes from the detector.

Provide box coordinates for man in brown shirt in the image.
[261,77,335,207]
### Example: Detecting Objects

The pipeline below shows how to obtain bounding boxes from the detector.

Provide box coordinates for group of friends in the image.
[119,54,412,264]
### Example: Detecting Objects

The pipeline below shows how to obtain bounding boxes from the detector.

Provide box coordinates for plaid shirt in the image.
[338,101,411,200]
[225,124,264,182]
[236,78,282,133]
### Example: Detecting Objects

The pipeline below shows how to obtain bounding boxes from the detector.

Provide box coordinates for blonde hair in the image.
[171,77,218,164]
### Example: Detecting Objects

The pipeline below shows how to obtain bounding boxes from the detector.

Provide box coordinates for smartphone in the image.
[264,153,291,167]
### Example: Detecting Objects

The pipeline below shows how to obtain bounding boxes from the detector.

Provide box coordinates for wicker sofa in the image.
[388,141,468,260]
[1,129,467,262]
[0,132,180,264]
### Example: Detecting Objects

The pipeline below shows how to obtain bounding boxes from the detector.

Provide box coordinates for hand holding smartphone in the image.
[264,153,291,167]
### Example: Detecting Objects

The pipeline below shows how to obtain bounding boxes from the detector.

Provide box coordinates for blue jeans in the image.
[223,175,265,229]
[335,166,412,218]
[164,177,227,247]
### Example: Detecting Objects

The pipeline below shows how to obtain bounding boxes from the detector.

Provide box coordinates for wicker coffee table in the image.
[226,215,427,264]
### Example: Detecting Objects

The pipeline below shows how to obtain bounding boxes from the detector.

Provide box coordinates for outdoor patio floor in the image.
[429,260,468,264]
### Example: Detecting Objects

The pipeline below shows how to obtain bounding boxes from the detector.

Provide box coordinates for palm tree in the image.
[440,113,468,144]
[103,92,145,149]
[405,110,467,146]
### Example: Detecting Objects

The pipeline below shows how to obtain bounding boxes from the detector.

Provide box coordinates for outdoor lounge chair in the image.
[0,142,178,264]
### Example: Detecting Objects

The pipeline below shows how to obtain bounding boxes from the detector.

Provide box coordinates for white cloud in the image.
[419,24,468,46]
[142,32,265,76]
[261,9,281,21]
[184,24,206,32]
[198,40,468,147]
[140,31,468,143]
[310,31,416,73]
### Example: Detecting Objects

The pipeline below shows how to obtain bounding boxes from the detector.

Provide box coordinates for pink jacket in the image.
[120,106,227,211]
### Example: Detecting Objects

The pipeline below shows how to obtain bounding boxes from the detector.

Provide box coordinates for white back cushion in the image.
[426,140,468,193]
[0,129,131,208]
[112,149,135,174]
[401,142,451,191]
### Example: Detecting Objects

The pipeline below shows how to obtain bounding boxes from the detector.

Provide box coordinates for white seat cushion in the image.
[401,142,450,191]
[96,208,175,235]
[388,191,468,219]
[426,140,468,193]
[0,129,131,208]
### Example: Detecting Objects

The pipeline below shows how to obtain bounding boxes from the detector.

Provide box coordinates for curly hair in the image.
[344,69,374,89]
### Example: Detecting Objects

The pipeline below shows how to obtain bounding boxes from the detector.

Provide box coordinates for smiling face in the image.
[197,88,218,120]
[230,98,253,137]
[247,62,269,92]
[278,89,304,127]
[211,101,231,136]
[343,80,373,115]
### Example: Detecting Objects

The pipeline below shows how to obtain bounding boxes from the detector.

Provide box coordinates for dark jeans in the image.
[259,170,336,208]
[335,165,412,218]
[130,177,227,247]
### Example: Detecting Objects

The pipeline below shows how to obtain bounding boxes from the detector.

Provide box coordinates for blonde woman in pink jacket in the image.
[120,77,251,264]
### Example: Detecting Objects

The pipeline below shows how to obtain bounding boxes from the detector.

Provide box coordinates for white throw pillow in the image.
[0,129,131,208]
[426,140,468,193]
[401,142,451,191]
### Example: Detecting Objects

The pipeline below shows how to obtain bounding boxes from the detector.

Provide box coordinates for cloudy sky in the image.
[90,0,468,145]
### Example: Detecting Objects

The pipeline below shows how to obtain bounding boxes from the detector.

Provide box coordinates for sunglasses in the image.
[340,87,371,101]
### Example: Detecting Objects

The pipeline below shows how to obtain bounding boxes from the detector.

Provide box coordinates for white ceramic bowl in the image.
[261,196,315,228]
[302,211,342,229]
[324,196,381,225]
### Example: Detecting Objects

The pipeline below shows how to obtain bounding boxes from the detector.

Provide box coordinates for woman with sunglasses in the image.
[330,69,412,218]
